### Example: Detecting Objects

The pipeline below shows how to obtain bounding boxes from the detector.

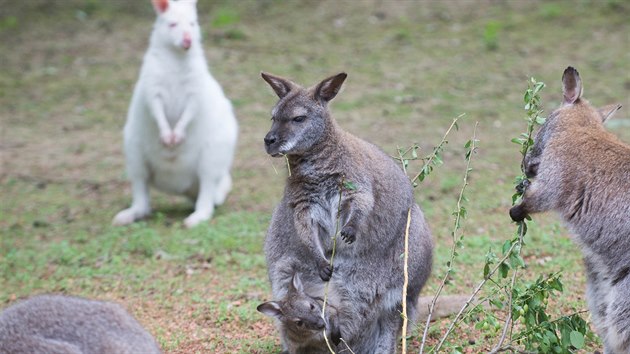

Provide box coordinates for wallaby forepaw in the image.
[509,204,527,222]
[340,225,356,244]
[319,263,333,281]
[160,130,185,147]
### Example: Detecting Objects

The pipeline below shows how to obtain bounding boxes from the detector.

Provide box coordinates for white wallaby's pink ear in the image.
[314,73,347,103]
[257,302,283,319]
[261,72,296,99]
[598,104,622,123]
[562,66,582,105]
[152,0,169,14]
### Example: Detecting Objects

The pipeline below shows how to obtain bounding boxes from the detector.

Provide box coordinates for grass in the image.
[1,0,629,352]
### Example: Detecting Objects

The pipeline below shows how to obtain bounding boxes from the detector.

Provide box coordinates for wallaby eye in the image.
[309,303,315,310]
[169,22,177,28]
[295,319,303,327]
[292,116,306,123]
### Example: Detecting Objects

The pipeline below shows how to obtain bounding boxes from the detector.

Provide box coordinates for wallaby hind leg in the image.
[370,308,401,354]
[605,276,630,353]
[213,173,232,206]
[184,173,217,228]
[113,171,151,226]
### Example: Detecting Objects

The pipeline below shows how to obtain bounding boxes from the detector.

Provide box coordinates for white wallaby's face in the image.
[152,0,200,51]
[261,72,347,157]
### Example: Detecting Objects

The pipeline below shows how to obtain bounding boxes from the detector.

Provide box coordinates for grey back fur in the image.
[257,273,341,354]
[510,66,630,353]
[261,72,433,353]
[0,295,161,354]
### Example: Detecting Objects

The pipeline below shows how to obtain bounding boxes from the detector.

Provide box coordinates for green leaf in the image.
[499,262,510,278]
[343,181,357,191]
[569,331,585,349]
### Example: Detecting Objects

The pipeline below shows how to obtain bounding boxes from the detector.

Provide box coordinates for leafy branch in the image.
[419,121,479,352]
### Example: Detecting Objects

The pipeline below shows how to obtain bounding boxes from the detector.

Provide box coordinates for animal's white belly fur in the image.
[146,143,199,196]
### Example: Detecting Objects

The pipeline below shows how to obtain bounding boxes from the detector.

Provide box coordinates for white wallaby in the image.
[113,0,238,228]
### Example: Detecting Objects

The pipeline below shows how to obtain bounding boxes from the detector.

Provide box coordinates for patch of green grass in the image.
[482,20,501,51]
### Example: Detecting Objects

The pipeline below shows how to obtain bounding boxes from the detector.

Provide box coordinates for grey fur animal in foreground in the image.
[0,294,161,354]
[257,273,341,354]
[510,66,629,353]
[261,72,433,353]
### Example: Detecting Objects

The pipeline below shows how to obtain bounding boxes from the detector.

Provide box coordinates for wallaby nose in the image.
[182,32,192,50]
[264,133,277,147]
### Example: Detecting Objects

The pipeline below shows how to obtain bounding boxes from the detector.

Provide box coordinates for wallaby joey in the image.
[261,72,433,353]
[113,0,238,228]
[257,273,341,354]
[510,67,629,354]
[0,295,161,354]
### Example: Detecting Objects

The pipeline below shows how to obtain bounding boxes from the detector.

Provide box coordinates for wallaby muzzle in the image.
[264,130,282,157]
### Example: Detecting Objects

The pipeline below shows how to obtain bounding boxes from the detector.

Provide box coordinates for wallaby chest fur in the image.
[113,0,237,228]
[0,295,161,354]
[510,67,630,353]
[261,72,433,353]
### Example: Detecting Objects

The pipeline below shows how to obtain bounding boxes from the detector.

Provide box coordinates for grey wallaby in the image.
[0,295,161,354]
[261,72,433,353]
[257,273,341,354]
[510,66,629,353]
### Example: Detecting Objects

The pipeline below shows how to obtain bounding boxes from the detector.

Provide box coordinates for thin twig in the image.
[419,122,478,353]
[284,155,292,177]
[338,338,356,354]
[410,114,464,185]
[401,207,412,354]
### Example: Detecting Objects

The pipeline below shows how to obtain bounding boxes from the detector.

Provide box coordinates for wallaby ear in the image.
[314,73,347,103]
[257,302,283,319]
[597,104,622,123]
[152,0,169,14]
[290,273,304,293]
[562,66,582,105]
[261,72,296,99]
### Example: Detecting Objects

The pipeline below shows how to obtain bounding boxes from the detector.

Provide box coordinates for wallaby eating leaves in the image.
[0,295,161,354]
[261,72,433,353]
[510,67,629,353]
[257,273,341,354]
[112,0,238,228]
